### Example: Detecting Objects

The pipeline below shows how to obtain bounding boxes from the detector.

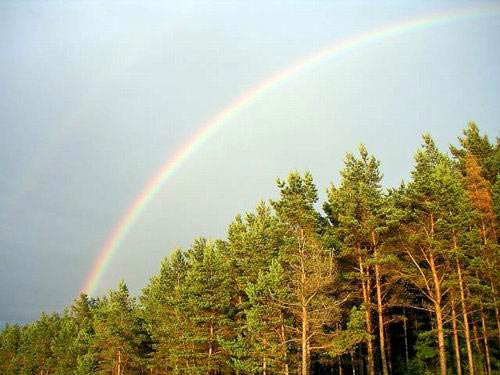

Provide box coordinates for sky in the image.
[1,1,499,325]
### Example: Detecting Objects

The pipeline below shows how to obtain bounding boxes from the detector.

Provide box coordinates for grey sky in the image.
[1,1,499,324]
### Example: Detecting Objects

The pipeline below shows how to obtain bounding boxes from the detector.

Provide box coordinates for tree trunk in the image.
[280,314,289,375]
[384,325,392,375]
[472,320,485,374]
[263,337,268,375]
[402,307,409,366]
[358,254,375,375]
[372,231,389,375]
[451,297,463,375]
[351,349,356,375]
[489,281,500,346]
[429,253,446,375]
[209,322,214,357]
[458,259,475,375]
[117,349,122,375]
[434,302,447,375]
[358,345,365,375]
[480,214,500,346]
[479,302,491,375]
[374,245,388,375]
[208,321,214,374]
[302,305,308,375]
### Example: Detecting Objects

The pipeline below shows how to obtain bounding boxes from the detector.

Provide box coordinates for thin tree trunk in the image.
[479,302,491,375]
[302,304,308,375]
[472,320,485,374]
[458,259,475,374]
[489,281,500,346]
[209,322,214,357]
[351,349,356,375]
[478,208,500,348]
[434,302,447,375]
[429,253,447,375]
[451,296,463,375]
[480,216,500,353]
[402,307,409,366]
[374,252,388,375]
[358,344,365,375]
[384,324,392,375]
[280,315,289,375]
[117,349,122,375]
[358,254,375,375]
[263,337,268,375]
[372,232,388,375]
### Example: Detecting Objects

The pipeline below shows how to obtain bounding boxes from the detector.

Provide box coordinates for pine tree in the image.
[465,153,497,242]
[18,313,62,375]
[398,135,460,375]
[450,121,499,184]
[224,202,286,373]
[70,293,98,375]
[324,145,389,375]
[493,176,500,225]
[141,248,190,373]
[0,324,21,374]
[271,171,347,374]
[93,282,148,374]
[227,202,282,291]
[2,124,499,375]
[464,152,500,359]
[181,240,233,374]
[242,260,293,374]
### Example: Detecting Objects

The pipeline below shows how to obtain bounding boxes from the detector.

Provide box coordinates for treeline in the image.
[1,123,499,375]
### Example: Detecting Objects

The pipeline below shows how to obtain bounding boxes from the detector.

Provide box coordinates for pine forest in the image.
[2,122,500,375]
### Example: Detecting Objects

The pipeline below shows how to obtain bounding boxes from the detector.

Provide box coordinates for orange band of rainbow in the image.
[81,4,500,295]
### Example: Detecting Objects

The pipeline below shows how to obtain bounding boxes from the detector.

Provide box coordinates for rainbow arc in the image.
[81,4,500,295]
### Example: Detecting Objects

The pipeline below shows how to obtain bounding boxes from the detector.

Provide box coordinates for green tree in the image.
[70,294,98,375]
[271,171,347,375]
[17,313,62,375]
[226,202,282,303]
[493,176,500,228]
[224,202,286,373]
[141,249,190,373]
[2,123,499,375]
[0,324,21,374]
[398,135,474,375]
[93,282,148,374]
[324,145,389,375]
[241,260,292,374]
[181,240,234,374]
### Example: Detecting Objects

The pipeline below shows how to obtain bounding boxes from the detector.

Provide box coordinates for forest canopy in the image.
[1,122,499,375]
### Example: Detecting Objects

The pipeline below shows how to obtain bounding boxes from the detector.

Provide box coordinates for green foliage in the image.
[2,123,499,375]
[328,306,369,357]
[0,324,21,374]
[493,176,500,225]
[93,282,149,374]
[181,241,233,372]
[406,331,438,375]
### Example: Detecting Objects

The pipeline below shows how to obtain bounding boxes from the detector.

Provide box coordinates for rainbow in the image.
[81,4,500,295]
